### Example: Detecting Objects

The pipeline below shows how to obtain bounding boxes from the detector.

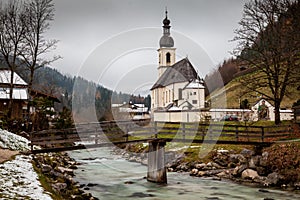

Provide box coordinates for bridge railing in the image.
[29,120,293,152]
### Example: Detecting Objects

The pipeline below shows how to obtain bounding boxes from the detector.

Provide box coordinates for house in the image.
[112,102,150,121]
[0,69,29,119]
[150,10,205,122]
[0,69,60,127]
[251,98,293,121]
[209,99,293,122]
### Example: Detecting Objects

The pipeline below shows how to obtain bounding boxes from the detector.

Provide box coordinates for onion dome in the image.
[159,9,174,48]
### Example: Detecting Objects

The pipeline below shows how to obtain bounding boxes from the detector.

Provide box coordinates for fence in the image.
[30,120,293,152]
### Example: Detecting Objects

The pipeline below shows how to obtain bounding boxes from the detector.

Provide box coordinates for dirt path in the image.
[0,148,19,163]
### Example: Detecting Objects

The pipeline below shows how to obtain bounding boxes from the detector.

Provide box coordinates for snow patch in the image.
[0,155,52,199]
[0,129,30,151]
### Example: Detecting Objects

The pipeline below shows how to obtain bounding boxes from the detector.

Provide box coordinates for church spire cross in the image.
[165,7,168,18]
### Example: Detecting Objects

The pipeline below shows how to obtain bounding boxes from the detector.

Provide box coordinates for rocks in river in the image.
[128,192,155,198]
[233,164,248,177]
[264,172,281,186]
[241,169,259,180]
[32,153,96,200]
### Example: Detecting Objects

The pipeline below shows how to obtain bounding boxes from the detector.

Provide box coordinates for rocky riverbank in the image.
[32,152,99,200]
[116,143,300,192]
[0,128,99,199]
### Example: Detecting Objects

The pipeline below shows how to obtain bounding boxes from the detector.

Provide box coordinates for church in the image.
[150,11,206,122]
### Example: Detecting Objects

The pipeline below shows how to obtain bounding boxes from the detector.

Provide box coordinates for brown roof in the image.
[151,58,199,90]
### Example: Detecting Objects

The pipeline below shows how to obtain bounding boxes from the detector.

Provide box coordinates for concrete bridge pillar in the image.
[147,139,167,184]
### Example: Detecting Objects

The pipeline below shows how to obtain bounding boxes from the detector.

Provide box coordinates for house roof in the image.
[0,70,27,86]
[151,58,199,90]
[30,90,60,103]
[252,98,274,107]
[184,79,205,89]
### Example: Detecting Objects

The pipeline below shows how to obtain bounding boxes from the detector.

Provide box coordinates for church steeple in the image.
[159,8,174,48]
[158,8,176,77]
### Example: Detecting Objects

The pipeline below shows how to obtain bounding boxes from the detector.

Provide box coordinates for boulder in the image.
[241,169,259,180]
[195,163,206,169]
[249,156,261,169]
[229,154,247,164]
[197,171,206,177]
[41,164,52,173]
[190,168,198,176]
[259,152,269,167]
[233,164,248,176]
[264,172,280,186]
[52,183,67,192]
[240,149,254,158]
[57,167,74,175]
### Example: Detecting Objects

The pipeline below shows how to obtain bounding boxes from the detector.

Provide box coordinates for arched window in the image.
[166,52,171,63]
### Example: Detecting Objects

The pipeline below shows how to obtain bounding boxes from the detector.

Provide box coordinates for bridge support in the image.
[147,139,167,184]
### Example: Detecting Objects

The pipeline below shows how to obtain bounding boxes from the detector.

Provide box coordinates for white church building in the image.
[150,11,293,123]
[150,11,206,122]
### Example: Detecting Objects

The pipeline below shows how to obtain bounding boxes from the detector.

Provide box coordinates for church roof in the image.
[151,58,199,90]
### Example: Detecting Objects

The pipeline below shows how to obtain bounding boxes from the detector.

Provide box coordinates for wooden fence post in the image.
[201,124,205,141]
[182,123,186,140]
[261,127,265,142]
[235,126,239,141]
[154,121,158,138]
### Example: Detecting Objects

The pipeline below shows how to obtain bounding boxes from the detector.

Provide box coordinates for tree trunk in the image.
[7,71,15,120]
[274,99,281,125]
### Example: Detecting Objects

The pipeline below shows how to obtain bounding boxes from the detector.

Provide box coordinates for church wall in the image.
[184,88,205,109]
[154,111,203,122]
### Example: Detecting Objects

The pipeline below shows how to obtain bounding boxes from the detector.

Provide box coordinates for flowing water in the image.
[69,148,300,200]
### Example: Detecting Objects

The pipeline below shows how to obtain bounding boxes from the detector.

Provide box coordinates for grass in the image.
[31,161,63,200]
[208,70,300,109]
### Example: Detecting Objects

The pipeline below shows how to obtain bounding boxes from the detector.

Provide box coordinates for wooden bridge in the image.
[29,120,293,183]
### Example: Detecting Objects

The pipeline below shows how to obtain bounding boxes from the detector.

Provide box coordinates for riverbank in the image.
[0,128,98,199]
[0,129,52,199]
[32,152,99,200]
[115,142,300,193]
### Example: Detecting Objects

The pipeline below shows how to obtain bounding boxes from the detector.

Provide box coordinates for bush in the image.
[265,143,300,184]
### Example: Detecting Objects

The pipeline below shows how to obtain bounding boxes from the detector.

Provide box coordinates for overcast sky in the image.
[48,0,249,95]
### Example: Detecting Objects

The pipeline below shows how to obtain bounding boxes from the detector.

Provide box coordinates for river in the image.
[68,147,300,200]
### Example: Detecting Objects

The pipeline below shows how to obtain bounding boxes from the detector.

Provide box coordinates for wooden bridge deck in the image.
[29,120,294,154]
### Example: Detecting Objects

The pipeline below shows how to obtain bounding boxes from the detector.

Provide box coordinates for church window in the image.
[178,89,183,100]
[194,92,197,95]
[166,52,171,63]
[159,53,161,64]
[192,100,197,104]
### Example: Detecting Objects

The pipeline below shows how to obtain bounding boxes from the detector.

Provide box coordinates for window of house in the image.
[192,100,197,104]
[194,92,197,95]
[166,52,171,63]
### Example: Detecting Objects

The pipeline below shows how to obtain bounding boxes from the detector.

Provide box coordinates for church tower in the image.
[158,9,176,77]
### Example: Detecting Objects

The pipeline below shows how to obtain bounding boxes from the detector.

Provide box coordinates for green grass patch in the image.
[31,163,63,200]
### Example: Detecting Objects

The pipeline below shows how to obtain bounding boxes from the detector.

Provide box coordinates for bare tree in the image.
[0,0,26,119]
[233,0,300,124]
[0,0,59,120]
[21,0,59,98]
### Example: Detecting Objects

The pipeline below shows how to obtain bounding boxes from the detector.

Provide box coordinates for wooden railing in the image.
[30,120,293,153]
